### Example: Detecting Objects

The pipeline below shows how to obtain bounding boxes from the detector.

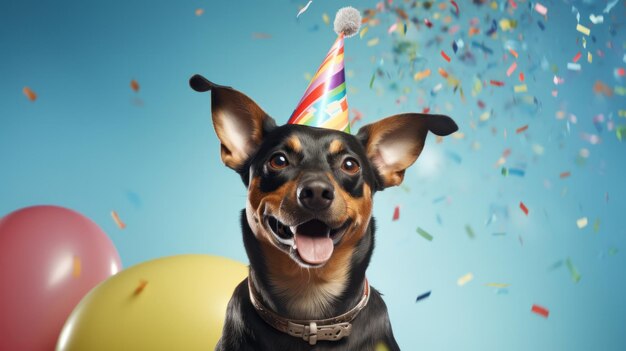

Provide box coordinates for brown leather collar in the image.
[248,277,370,345]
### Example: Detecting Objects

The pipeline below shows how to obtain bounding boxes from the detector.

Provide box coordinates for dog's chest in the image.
[268,270,348,319]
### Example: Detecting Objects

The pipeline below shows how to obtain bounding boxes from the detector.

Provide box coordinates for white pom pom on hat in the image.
[334,6,361,38]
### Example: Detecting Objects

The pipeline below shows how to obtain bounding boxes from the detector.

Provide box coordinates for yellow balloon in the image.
[56,254,247,351]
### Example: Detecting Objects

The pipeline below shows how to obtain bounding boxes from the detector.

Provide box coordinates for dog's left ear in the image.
[356,113,458,189]
[190,74,276,171]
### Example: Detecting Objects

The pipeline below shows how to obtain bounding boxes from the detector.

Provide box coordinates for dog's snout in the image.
[297,180,334,211]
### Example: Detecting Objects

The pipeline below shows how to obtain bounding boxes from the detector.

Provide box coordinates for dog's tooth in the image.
[290,225,298,234]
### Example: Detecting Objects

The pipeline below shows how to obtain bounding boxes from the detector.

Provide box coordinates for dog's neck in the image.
[240,210,374,320]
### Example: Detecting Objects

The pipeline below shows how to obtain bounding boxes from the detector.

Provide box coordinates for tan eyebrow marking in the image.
[285,135,302,153]
[328,139,344,154]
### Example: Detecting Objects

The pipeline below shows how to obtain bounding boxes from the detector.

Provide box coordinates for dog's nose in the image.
[297,180,335,211]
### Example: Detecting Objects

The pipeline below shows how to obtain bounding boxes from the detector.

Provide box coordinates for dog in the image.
[190,74,458,350]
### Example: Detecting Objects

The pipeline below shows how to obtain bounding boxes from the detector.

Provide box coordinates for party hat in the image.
[287,7,361,134]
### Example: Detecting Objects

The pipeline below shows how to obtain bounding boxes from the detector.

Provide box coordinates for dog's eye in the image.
[341,157,360,175]
[269,153,289,170]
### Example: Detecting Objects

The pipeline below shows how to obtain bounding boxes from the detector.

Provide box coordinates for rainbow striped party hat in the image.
[287,7,361,134]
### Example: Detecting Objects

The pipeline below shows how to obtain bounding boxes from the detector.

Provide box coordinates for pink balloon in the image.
[0,205,121,351]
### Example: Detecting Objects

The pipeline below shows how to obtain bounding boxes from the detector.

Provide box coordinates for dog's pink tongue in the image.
[295,234,334,265]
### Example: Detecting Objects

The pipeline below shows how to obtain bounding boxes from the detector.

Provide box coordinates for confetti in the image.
[572,52,581,63]
[438,67,449,78]
[111,211,126,229]
[531,304,549,318]
[506,62,517,77]
[502,167,525,177]
[441,50,451,62]
[322,13,329,25]
[576,24,590,36]
[445,150,462,163]
[414,69,431,81]
[465,225,475,239]
[490,80,504,87]
[559,171,571,179]
[593,81,613,97]
[534,3,548,16]
[457,273,474,286]
[194,8,204,16]
[359,26,369,39]
[392,206,400,221]
[387,23,398,34]
[589,14,604,24]
[603,0,619,14]
[508,48,518,59]
[350,109,363,127]
[296,1,313,18]
[73,256,81,278]
[567,63,581,71]
[375,342,390,351]
[519,202,529,216]
[450,0,459,15]
[367,38,380,47]
[515,125,528,134]
[566,258,581,283]
[416,227,433,241]
[537,21,545,31]
[587,52,592,63]
[134,279,148,295]
[252,32,272,39]
[576,217,588,229]
[548,260,563,271]
[130,79,140,92]
[514,84,527,93]
[485,283,509,288]
[415,290,432,302]
[519,72,525,81]
[593,218,600,233]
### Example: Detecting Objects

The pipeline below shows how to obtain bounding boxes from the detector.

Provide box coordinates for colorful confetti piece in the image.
[134,279,148,295]
[516,125,529,134]
[130,79,140,92]
[23,87,37,101]
[534,3,548,16]
[415,290,432,303]
[566,258,581,283]
[576,217,588,229]
[392,206,400,221]
[441,50,451,62]
[414,69,431,81]
[296,1,313,18]
[367,38,380,47]
[506,62,517,77]
[519,202,529,216]
[531,304,549,318]
[111,211,126,229]
[576,24,590,36]
[457,273,474,286]
[416,227,433,241]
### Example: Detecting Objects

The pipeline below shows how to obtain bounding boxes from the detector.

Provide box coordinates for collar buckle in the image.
[287,321,352,345]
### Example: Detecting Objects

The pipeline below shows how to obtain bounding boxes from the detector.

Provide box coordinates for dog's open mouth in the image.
[266,216,351,266]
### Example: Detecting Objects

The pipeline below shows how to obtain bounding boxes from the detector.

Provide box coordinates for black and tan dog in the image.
[190,74,457,350]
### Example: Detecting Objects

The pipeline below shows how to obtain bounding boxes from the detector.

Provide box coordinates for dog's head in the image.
[191,74,458,268]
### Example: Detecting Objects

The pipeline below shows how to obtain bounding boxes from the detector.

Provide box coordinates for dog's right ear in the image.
[190,74,276,171]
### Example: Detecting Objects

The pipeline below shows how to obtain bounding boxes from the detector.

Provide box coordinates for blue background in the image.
[2,0,625,349]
